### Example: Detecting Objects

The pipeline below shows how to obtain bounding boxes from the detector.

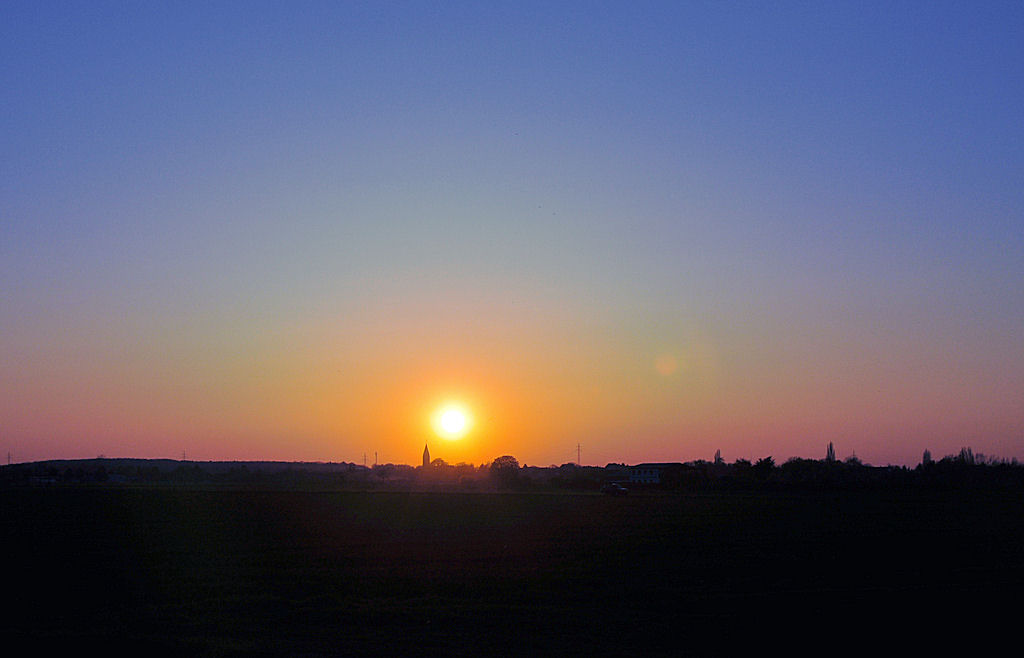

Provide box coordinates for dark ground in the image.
[3,487,1022,655]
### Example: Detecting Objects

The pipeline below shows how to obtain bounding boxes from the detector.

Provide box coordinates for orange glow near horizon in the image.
[4,284,1023,468]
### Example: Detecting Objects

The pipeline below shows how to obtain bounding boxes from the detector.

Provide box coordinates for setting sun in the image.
[433,403,472,440]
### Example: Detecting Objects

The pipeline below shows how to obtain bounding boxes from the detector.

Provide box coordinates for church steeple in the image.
[422,442,430,468]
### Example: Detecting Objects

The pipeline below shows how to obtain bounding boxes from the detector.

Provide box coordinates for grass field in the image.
[3,487,1022,655]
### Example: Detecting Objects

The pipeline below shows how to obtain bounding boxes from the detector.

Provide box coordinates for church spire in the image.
[422,442,430,468]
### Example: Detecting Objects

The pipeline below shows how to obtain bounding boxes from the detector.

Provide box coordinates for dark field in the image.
[4,487,1023,655]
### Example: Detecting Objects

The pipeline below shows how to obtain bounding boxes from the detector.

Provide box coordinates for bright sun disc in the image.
[433,404,471,439]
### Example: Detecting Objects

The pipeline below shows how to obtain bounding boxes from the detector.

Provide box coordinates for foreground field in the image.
[3,488,1022,655]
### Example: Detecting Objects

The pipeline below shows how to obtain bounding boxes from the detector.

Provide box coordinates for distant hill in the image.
[3,457,368,474]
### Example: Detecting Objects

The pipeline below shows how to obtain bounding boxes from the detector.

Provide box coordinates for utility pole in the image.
[363,453,367,468]
[577,443,581,466]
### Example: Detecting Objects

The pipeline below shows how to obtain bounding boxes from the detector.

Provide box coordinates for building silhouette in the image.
[422,442,430,468]
[630,463,677,484]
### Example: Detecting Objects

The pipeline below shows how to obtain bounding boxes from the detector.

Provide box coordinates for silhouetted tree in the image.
[825,442,836,463]
[753,456,775,481]
[779,457,819,486]
[373,463,396,480]
[732,458,752,473]
[454,462,476,478]
[489,455,520,487]
[491,455,519,470]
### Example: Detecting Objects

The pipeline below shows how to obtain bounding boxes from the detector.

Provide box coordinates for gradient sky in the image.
[3,2,1023,467]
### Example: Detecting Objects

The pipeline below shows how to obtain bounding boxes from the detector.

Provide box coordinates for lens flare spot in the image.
[655,353,678,376]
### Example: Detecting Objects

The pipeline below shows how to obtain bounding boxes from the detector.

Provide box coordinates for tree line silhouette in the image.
[3,445,1022,491]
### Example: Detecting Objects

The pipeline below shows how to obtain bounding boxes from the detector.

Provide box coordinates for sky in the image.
[2,1,1023,467]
